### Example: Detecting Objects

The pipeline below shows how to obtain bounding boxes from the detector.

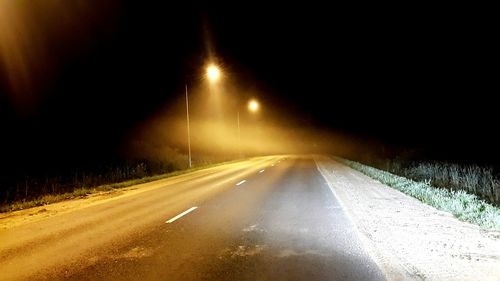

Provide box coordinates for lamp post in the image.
[236,99,259,157]
[185,64,221,168]
[185,84,191,168]
[237,111,241,157]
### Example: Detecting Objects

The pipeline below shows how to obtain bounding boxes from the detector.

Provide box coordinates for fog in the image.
[119,80,361,163]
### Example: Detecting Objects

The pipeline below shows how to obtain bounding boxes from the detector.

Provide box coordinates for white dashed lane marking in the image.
[165,206,198,223]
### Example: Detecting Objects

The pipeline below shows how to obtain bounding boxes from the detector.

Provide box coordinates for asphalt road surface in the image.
[0,156,386,281]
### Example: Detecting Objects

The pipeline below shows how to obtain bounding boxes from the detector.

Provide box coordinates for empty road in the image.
[0,156,385,280]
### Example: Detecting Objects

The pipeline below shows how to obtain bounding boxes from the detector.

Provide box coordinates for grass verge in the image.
[334,156,500,231]
[0,159,242,213]
[365,158,500,206]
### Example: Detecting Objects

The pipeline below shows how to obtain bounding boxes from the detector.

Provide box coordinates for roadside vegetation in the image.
[365,158,500,206]
[0,155,236,213]
[334,157,500,231]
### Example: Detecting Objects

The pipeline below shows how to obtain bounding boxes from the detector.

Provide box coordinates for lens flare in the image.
[206,65,220,81]
[248,100,259,112]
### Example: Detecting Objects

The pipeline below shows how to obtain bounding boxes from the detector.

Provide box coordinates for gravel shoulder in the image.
[316,156,500,281]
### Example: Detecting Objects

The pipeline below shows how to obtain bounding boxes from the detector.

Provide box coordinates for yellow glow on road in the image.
[248,100,259,112]
[206,65,220,81]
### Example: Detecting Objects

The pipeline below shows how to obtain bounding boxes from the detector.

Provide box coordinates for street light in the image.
[237,99,259,157]
[206,64,220,82]
[185,64,222,168]
[248,100,259,112]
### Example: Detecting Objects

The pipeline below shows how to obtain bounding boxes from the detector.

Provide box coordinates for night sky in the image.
[1,2,498,177]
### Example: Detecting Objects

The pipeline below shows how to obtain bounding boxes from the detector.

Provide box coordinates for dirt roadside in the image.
[316,156,500,281]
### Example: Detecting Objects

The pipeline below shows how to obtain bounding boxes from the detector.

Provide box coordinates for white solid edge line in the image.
[259,169,265,173]
[165,206,198,223]
[236,180,247,186]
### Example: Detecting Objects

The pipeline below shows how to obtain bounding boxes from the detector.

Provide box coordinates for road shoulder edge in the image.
[314,156,418,281]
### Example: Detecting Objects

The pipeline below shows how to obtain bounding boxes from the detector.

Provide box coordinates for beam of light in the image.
[206,64,220,82]
[0,1,35,111]
[0,1,118,115]
[248,100,259,112]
